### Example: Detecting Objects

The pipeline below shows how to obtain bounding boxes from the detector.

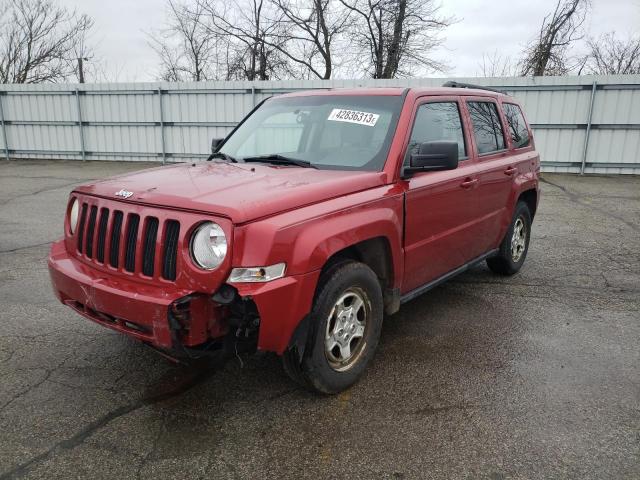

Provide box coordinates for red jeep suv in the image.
[49,82,540,394]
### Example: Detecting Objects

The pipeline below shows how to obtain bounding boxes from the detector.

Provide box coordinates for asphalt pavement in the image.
[0,160,638,479]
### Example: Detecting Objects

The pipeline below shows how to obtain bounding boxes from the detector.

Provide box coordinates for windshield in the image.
[219,94,404,171]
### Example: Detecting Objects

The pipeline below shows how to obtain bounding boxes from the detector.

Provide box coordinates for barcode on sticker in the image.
[327,109,379,127]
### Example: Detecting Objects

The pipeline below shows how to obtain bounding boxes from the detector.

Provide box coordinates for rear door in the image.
[463,98,514,256]
[402,97,480,294]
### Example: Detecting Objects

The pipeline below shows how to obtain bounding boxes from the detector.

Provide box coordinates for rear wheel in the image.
[487,201,532,275]
[282,261,383,394]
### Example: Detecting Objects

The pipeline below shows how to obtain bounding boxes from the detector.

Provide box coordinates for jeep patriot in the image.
[48,82,540,394]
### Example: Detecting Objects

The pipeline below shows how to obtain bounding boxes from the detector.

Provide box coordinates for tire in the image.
[487,201,532,276]
[282,261,383,394]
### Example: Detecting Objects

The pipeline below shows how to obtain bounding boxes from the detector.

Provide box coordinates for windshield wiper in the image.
[207,151,238,163]
[242,154,317,169]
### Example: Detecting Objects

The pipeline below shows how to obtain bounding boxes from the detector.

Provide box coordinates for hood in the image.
[75,162,387,224]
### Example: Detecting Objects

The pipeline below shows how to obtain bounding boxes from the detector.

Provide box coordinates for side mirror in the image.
[211,138,224,153]
[404,141,459,176]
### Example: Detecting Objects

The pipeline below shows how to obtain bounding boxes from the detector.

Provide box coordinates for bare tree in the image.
[200,0,293,80]
[585,32,640,75]
[150,0,457,81]
[477,50,517,77]
[338,0,453,79]
[148,0,225,81]
[269,0,349,79]
[85,59,128,83]
[519,0,590,76]
[0,0,94,83]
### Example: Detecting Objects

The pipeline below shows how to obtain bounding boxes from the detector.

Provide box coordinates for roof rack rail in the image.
[442,81,505,94]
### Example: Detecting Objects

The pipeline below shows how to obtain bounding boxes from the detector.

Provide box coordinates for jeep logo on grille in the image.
[114,189,134,199]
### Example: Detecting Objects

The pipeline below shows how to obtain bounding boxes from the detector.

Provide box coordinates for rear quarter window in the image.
[503,103,531,149]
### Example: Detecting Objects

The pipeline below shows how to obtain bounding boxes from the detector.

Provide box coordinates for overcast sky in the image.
[60,0,640,82]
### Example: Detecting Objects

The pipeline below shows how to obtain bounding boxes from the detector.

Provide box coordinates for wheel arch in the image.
[317,236,400,315]
[517,188,538,219]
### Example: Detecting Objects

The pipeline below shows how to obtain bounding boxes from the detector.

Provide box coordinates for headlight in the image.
[69,198,79,234]
[228,263,286,283]
[190,222,227,270]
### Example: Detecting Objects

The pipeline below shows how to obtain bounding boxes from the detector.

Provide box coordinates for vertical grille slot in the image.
[85,206,98,258]
[142,217,159,277]
[76,203,88,253]
[162,220,180,281]
[109,211,123,268]
[96,208,109,263]
[124,214,140,272]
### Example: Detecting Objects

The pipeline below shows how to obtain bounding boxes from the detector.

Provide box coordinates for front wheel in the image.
[282,261,383,394]
[487,201,532,275]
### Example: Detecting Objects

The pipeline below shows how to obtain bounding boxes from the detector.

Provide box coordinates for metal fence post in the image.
[158,88,166,164]
[251,85,256,106]
[75,88,86,161]
[0,92,9,161]
[580,81,597,175]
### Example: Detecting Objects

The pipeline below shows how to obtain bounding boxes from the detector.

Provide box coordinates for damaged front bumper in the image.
[48,240,320,358]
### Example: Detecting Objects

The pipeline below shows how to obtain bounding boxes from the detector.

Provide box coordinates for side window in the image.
[408,102,466,159]
[503,103,531,148]
[467,101,506,155]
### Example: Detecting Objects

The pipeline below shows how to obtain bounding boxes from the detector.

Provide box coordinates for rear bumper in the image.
[48,240,320,355]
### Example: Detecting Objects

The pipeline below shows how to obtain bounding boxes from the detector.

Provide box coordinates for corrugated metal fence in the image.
[1,75,639,174]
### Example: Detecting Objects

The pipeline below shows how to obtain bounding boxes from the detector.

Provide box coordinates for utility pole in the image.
[77,57,88,83]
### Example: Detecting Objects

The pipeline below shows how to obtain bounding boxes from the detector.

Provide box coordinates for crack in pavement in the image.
[540,178,639,233]
[0,366,219,480]
[135,415,166,480]
[0,241,53,254]
[411,403,489,416]
[43,377,129,397]
[0,348,17,365]
[0,181,83,206]
[0,337,96,414]
[0,368,52,414]
[0,331,99,342]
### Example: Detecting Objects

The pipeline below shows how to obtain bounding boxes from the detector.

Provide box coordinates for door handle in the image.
[460,178,478,189]
[504,166,518,176]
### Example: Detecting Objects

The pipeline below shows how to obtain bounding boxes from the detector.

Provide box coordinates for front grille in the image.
[125,214,140,272]
[142,217,159,277]
[85,206,98,258]
[96,208,109,263]
[109,211,123,268]
[162,220,180,281]
[74,199,181,282]
[76,203,88,253]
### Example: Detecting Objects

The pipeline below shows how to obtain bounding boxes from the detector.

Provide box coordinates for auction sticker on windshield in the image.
[327,108,379,127]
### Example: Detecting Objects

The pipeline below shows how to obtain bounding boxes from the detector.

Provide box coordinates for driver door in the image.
[402,98,480,294]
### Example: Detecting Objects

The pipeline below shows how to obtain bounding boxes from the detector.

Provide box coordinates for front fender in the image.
[232,187,404,286]
[289,203,403,281]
